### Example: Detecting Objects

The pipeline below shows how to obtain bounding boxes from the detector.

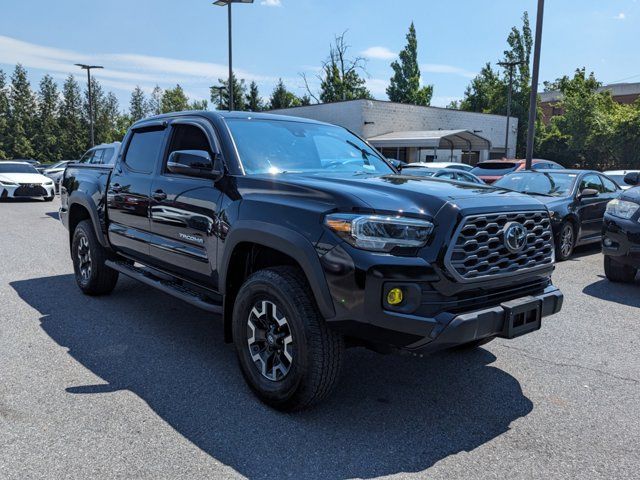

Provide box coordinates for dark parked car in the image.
[401,165,484,184]
[60,111,563,410]
[602,172,640,282]
[494,170,621,260]
[471,159,564,184]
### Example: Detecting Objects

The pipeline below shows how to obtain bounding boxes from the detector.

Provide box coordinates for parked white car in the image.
[603,170,640,190]
[408,161,474,172]
[0,161,56,201]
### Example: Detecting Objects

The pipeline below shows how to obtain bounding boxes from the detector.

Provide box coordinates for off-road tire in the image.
[71,219,119,295]
[232,266,344,411]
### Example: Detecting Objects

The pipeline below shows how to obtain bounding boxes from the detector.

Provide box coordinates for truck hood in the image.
[0,172,52,185]
[238,173,546,218]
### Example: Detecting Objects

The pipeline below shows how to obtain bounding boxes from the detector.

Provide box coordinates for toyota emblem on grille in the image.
[504,222,527,253]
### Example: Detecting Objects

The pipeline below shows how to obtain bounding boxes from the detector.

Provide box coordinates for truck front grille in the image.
[445,211,554,282]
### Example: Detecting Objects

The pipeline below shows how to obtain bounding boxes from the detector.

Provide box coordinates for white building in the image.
[270,99,518,165]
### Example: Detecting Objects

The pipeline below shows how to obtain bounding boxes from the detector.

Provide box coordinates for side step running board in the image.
[105,260,223,314]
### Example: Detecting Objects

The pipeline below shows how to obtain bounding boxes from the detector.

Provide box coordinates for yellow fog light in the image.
[386,288,403,305]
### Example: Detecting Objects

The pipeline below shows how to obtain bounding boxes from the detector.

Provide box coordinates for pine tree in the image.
[102,92,124,143]
[147,86,163,115]
[269,79,302,109]
[210,73,248,111]
[8,64,37,159]
[247,81,264,111]
[161,84,189,113]
[58,75,86,159]
[189,99,208,111]
[129,86,148,122]
[84,77,107,145]
[387,23,433,106]
[0,69,8,159]
[34,75,61,162]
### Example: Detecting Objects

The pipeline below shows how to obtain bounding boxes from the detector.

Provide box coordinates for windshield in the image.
[0,163,38,174]
[471,162,518,177]
[226,118,394,175]
[494,172,577,197]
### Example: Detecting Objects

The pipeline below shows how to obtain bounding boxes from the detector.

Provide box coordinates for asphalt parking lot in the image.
[1,199,639,480]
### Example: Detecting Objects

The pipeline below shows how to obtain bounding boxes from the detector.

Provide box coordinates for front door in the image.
[107,125,167,260]
[148,120,223,288]
[575,173,607,241]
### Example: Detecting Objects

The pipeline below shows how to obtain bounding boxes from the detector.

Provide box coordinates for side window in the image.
[579,174,604,193]
[437,171,456,180]
[90,149,104,164]
[600,175,618,193]
[101,147,116,165]
[458,172,477,183]
[79,150,94,163]
[124,128,166,173]
[164,124,214,175]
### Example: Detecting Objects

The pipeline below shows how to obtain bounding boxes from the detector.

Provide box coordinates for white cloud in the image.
[260,0,282,6]
[613,12,626,20]
[361,46,397,60]
[366,78,388,97]
[421,63,477,79]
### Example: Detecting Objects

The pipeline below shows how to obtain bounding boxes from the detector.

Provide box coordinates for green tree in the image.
[247,81,264,111]
[34,75,60,162]
[458,63,503,112]
[101,92,125,143]
[386,22,433,106]
[269,79,301,109]
[7,64,36,159]
[58,75,87,159]
[319,32,371,103]
[147,86,163,115]
[0,69,9,159]
[161,84,189,113]
[189,99,208,111]
[129,86,148,122]
[211,73,248,111]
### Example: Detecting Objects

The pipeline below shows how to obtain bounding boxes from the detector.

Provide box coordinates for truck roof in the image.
[139,110,333,127]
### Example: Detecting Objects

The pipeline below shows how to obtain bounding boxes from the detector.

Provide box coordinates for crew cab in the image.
[60,111,563,410]
[602,172,640,283]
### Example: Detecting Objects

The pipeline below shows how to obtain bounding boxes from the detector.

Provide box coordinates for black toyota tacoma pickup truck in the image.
[60,111,563,410]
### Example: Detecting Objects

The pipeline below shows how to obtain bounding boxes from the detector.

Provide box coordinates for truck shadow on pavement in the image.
[12,274,533,480]
[582,275,640,307]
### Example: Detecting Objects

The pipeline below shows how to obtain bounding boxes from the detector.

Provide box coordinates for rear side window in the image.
[102,147,116,165]
[90,149,104,164]
[600,175,619,193]
[471,162,518,176]
[124,128,165,173]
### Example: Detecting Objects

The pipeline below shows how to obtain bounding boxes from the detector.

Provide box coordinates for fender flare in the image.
[219,220,336,319]
[67,191,109,248]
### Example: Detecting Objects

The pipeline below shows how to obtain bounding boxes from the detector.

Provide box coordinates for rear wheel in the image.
[71,220,119,295]
[232,266,344,411]
[604,255,637,283]
[556,221,575,261]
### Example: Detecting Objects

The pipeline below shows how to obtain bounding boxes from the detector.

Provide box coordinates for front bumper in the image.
[0,183,55,199]
[602,214,640,268]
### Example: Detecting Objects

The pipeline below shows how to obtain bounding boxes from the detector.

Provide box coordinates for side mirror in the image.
[167,150,223,180]
[624,171,640,186]
[579,188,599,199]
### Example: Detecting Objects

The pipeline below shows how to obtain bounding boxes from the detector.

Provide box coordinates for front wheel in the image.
[556,221,575,261]
[232,266,344,411]
[71,220,119,295]
[604,255,637,283]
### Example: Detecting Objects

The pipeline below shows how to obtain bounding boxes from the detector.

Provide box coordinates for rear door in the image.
[148,118,223,288]
[107,122,168,260]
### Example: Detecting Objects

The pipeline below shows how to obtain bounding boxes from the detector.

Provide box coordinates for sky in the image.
[0,0,638,110]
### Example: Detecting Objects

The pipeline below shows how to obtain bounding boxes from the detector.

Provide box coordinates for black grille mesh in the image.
[446,211,554,281]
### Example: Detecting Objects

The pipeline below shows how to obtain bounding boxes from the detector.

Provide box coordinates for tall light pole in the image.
[525,0,545,170]
[75,64,103,147]
[213,0,254,111]
[497,60,525,158]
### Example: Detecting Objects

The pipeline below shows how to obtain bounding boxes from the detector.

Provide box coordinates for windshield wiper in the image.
[520,190,553,197]
[345,140,373,166]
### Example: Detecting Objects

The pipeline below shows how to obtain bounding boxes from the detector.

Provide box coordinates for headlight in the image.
[606,199,640,220]
[325,213,434,252]
[0,180,19,186]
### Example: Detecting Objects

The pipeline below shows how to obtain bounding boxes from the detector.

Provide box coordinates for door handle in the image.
[111,183,121,193]
[152,190,167,201]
